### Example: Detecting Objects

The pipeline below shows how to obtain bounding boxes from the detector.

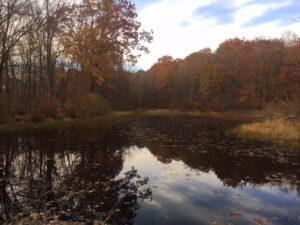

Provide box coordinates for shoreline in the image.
[0,110,298,148]
[0,109,261,134]
[0,113,136,134]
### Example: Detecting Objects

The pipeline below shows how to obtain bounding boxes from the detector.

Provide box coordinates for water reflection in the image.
[122,147,300,225]
[119,117,300,225]
[0,116,300,224]
[0,132,152,224]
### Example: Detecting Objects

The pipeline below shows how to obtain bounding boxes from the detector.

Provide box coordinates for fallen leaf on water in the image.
[229,212,242,217]
[271,216,278,220]
[254,217,267,225]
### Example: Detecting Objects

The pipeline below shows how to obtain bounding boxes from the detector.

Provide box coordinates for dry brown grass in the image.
[230,118,300,146]
[124,109,260,121]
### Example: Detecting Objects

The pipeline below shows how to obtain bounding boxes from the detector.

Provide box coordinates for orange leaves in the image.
[148,56,176,90]
[277,41,300,102]
[130,36,299,111]
[63,0,152,82]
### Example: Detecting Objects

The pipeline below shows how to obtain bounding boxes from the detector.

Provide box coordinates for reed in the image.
[229,118,300,146]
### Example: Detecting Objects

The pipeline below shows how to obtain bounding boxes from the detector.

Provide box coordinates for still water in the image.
[0,116,300,224]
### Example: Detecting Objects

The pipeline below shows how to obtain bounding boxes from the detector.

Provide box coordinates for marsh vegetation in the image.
[229,118,300,146]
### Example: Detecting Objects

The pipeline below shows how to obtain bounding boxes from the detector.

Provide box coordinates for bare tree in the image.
[0,0,35,89]
[37,0,70,95]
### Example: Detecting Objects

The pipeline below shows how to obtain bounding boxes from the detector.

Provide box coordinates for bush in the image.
[65,93,111,118]
[0,97,5,123]
[83,93,111,117]
[169,100,200,111]
[30,94,59,122]
[263,100,300,119]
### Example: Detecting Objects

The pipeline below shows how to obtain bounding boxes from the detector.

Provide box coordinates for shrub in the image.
[0,98,5,123]
[65,93,111,118]
[263,100,300,119]
[169,100,200,111]
[83,93,111,117]
[30,94,59,122]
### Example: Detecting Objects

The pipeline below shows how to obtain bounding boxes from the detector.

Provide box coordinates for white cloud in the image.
[136,0,299,70]
[231,0,293,25]
[231,0,256,7]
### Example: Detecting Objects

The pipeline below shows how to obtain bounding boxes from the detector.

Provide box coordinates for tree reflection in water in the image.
[119,117,300,193]
[0,116,300,225]
[0,132,152,224]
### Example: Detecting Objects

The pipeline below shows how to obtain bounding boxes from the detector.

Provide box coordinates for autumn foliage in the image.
[0,0,299,123]
[122,36,299,113]
[0,0,152,122]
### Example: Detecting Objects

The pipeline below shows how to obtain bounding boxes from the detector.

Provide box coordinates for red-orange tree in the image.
[63,0,153,92]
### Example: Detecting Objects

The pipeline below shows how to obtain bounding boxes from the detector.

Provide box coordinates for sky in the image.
[132,0,300,70]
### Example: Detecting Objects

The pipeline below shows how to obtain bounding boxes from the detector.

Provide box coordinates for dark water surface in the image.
[0,116,300,224]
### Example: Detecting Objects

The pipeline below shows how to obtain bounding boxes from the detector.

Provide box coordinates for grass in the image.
[0,109,261,134]
[0,112,139,134]
[126,109,260,121]
[228,118,300,147]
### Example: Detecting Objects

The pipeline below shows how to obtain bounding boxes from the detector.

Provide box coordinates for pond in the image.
[0,116,300,224]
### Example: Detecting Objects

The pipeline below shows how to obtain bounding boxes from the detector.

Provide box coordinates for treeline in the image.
[0,0,299,124]
[0,0,152,123]
[106,34,299,113]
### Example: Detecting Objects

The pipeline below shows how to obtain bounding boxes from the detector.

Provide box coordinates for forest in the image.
[111,36,300,112]
[1,0,300,224]
[0,0,299,124]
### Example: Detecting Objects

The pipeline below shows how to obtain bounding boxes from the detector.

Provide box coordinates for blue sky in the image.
[132,0,300,69]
